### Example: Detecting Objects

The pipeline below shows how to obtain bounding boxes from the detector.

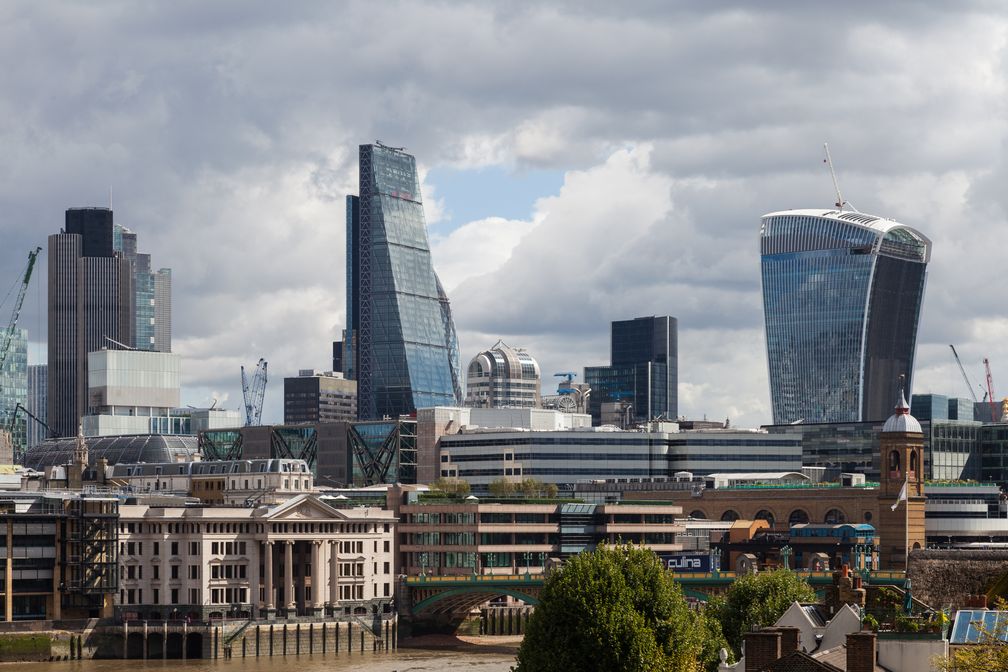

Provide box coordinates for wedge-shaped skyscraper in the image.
[345,143,461,419]
[760,209,931,424]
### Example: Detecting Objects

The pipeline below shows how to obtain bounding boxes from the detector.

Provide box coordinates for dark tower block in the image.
[876,391,926,570]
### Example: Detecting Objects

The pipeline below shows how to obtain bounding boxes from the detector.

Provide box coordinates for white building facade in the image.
[116,494,396,620]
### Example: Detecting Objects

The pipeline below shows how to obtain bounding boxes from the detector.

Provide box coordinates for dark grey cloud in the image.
[0,2,1005,424]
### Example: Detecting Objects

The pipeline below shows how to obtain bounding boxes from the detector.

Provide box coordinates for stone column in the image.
[329,541,339,607]
[285,541,295,612]
[264,541,274,616]
[249,540,259,617]
[311,541,322,615]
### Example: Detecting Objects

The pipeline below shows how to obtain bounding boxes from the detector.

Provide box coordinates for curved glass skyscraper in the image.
[346,143,462,420]
[760,209,931,424]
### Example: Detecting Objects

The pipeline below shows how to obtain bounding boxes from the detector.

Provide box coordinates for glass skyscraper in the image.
[345,143,461,420]
[760,209,931,424]
[584,315,677,426]
[0,328,27,460]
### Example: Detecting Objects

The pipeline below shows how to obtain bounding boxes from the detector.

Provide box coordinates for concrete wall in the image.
[877,637,947,672]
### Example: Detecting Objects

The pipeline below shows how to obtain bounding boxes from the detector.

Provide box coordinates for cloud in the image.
[0,2,1006,429]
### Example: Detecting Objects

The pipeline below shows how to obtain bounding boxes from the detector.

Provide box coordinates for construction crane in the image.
[823,143,859,212]
[241,358,268,426]
[0,247,42,459]
[0,247,42,374]
[554,372,577,393]
[8,403,54,440]
[949,345,979,402]
[984,358,997,422]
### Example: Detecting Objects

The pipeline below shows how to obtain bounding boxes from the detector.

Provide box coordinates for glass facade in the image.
[350,144,461,419]
[760,210,930,424]
[0,328,28,458]
[584,316,677,425]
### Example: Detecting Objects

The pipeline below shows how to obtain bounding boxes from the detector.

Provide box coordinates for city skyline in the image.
[1,4,1006,429]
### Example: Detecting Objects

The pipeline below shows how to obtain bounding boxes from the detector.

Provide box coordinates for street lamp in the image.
[780,545,792,571]
[419,552,428,579]
[522,551,532,576]
[710,547,722,577]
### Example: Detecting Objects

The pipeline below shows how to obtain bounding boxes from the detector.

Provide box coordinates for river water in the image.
[15,649,517,672]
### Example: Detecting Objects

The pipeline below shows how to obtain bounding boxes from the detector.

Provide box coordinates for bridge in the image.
[403,570,909,617]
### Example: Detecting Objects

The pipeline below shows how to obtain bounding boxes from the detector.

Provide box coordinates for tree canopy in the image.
[488,477,559,498]
[514,544,728,672]
[706,569,816,656]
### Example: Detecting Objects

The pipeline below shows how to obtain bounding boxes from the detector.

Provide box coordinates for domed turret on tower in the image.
[882,390,922,435]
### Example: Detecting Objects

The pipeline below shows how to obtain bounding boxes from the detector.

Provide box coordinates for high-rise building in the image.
[760,209,931,424]
[465,340,541,408]
[284,370,358,423]
[26,364,47,450]
[153,268,171,352]
[114,226,172,352]
[49,208,135,437]
[0,328,27,461]
[345,143,461,419]
[584,316,678,426]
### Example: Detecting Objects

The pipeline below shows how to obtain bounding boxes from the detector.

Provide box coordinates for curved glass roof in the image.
[23,434,199,469]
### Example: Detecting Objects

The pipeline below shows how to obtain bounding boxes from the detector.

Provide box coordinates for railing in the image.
[405,569,907,586]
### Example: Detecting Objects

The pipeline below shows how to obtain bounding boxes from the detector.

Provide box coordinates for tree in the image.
[706,569,816,656]
[429,477,470,496]
[515,544,728,672]
[488,478,515,496]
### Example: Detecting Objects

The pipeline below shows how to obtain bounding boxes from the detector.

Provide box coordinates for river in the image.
[13,644,517,672]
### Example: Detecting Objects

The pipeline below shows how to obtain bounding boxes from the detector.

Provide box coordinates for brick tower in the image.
[876,390,926,570]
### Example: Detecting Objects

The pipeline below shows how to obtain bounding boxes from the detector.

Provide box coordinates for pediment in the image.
[262,494,343,521]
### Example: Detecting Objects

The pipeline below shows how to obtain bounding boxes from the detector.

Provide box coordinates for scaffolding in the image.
[62,496,118,612]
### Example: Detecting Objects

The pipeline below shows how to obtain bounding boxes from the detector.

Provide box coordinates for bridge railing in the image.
[405,569,906,586]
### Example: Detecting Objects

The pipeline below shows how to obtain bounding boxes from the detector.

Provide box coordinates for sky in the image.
[1,2,1007,428]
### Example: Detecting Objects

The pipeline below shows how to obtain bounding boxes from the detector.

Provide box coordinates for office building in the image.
[397,495,684,575]
[115,226,172,353]
[116,493,396,620]
[465,340,541,409]
[760,209,931,423]
[584,315,677,426]
[25,363,47,450]
[48,208,134,437]
[284,370,357,424]
[437,426,800,492]
[344,143,461,419]
[0,328,27,461]
[82,349,183,436]
[0,490,119,621]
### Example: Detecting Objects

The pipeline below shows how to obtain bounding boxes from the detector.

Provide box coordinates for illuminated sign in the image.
[660,554,711,572]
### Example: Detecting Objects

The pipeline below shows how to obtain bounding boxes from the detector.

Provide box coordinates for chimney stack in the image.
[846,631,877,672]
[778,626,801,655]
[745,629,782,672]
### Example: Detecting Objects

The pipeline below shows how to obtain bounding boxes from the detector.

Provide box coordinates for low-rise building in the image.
[106,458,314,506]
[0,491,119,621]
[116,493,396,621]
[396,494,684,576]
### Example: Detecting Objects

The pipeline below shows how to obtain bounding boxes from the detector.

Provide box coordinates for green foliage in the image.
[488,477,558,498]
[514,544,727,672]
[863,614,879,631]
[935,615,1008,671]
[429,477,471,496]
[706,569,816,656]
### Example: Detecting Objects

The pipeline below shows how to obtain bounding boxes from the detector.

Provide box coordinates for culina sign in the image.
[661,554,711,572]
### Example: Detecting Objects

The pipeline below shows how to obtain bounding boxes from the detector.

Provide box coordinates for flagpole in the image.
[905,477,909,573]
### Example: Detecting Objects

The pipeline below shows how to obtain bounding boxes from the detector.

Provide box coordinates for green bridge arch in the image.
[412,587,541,616]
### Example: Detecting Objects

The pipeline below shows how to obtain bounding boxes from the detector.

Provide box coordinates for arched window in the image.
[754,510,776,528]
[824,508,847,525]
[910,450,919,475]
[889,450,901,476]
[788,509,810,525]
[689,510,707,519]
[720,510,740,522]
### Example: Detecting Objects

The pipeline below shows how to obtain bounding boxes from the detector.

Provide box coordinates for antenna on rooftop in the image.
[823,143,859,213]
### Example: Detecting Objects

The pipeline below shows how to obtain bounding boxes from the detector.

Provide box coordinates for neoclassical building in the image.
[465,340,541,409]
[116,493,396,620]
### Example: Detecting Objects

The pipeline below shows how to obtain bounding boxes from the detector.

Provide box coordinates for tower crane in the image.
[241,358,268,426]
[0,247,42,461]
[823,143,859,213]
[949,345,979,402]
[984,358,997,422]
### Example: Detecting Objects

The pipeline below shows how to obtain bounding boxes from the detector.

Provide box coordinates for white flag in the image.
[891,480,908,511]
